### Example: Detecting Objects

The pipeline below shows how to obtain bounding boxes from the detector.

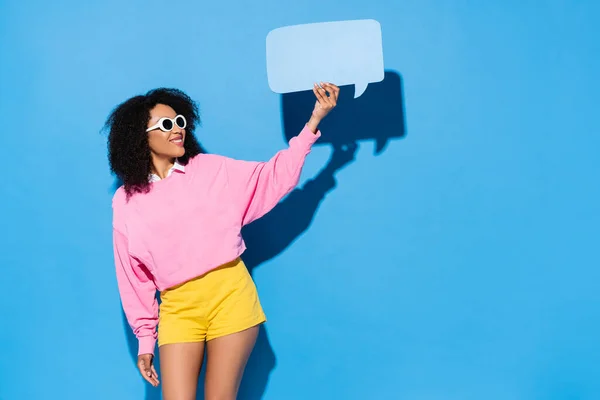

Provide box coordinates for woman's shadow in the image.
[117,70,406,399]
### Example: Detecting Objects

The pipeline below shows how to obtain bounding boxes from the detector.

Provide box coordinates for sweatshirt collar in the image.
[149,160,185,183]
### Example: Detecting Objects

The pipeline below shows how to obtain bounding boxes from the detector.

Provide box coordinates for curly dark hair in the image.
[104,88,204,197]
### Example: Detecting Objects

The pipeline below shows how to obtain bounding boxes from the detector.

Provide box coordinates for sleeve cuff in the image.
[297,124,321,147]
[138,335,157,356]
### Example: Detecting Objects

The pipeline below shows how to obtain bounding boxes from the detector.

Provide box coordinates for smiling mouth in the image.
[170,134,183,144]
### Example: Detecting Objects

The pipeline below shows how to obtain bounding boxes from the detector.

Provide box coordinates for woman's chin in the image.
[172,148,185,158]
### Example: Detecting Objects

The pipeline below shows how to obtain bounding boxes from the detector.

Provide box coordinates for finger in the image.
[144,374,157,387]
[316,83,333,108]
[312,84,322,97]
[139,360,149,377]
[312,86,324,106]
[319,82,332,99]
[313,83,328,104]
[139,365,154,385]
[317,83,336,110]
[317,82,328,97]
[149,373,159,387]
[324,83,340,103]
[312,85,320,98]
[328,83,340,102]
[139,360,154,381]
[321,83,337,106]
[151,365,160,384]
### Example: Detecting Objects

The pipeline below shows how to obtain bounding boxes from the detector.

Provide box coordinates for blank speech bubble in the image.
[266,19,384,98]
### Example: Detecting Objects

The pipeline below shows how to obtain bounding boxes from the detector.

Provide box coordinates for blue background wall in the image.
[1,1,599,399]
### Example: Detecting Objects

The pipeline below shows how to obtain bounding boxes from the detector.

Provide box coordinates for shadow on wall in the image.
[116,69,406,400]
[281,70,406,155]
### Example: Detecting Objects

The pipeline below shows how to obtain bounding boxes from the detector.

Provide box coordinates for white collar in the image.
[149,160,185,183]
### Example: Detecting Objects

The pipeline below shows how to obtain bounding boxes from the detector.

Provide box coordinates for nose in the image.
[172,128,184,141]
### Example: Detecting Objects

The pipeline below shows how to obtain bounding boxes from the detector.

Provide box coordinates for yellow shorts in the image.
[157,258,266,347]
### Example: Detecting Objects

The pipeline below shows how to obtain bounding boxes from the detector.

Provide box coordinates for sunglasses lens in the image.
[175,116,186,129]
[161,119,174,131]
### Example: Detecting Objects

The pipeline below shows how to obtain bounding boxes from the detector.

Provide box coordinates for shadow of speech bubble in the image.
[281,70,406,154]
[267,19,384,98]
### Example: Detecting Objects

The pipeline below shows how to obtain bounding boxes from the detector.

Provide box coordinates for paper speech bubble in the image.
[266,19,384,98]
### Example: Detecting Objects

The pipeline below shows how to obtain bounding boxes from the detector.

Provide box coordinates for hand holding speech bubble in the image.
[281,71,406,154]
[266,19,384,98]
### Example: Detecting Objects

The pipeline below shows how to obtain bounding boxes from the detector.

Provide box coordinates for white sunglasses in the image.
[146,115,187,132]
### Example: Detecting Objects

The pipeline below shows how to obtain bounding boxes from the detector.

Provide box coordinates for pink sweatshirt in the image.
[112,125,321,355]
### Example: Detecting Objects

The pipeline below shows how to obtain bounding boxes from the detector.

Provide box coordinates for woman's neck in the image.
[151,155,175,179]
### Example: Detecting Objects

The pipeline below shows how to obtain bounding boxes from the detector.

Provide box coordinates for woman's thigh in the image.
[159,342,205,400]
[204,326,259,400]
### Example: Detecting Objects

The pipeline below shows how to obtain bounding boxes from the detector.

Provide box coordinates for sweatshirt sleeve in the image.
[113,228,158,356]
[225,125,321,226]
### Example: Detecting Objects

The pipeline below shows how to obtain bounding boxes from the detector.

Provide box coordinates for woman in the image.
[105,82,339,400]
